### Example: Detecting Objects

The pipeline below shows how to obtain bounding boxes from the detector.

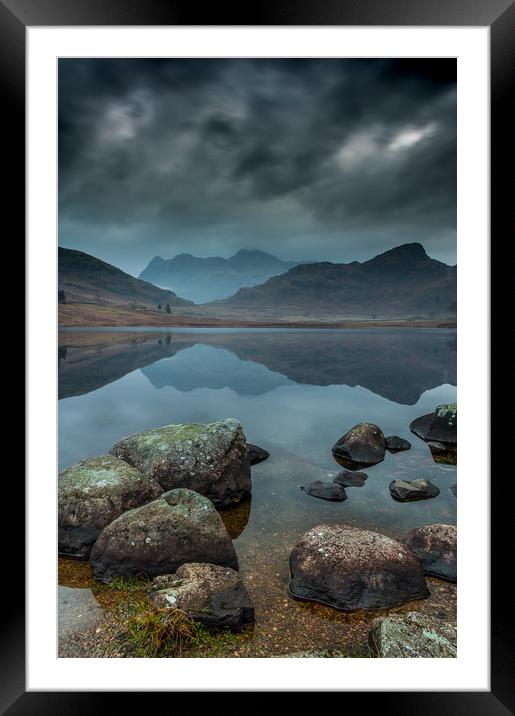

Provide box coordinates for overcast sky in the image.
[58,58,456,276]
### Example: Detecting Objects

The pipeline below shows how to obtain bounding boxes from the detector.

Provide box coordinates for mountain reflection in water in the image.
[59,328,456,405]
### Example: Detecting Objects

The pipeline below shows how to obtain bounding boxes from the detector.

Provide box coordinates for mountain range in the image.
[139,249,298,303]
[58,242,456,324]
[215,243,456,319]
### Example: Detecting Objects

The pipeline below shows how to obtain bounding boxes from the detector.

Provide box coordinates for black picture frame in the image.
[8,0,507,711]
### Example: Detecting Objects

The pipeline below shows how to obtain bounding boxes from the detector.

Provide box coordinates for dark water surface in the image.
[58,328,457,655]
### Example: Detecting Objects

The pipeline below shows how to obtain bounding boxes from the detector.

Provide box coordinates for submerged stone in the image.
[58,455,163,558]
[389,479,440,502]
[300,481,348,501]
[90,488,238,583]
[402,524,457,581]
[288,524,429,611]
[331,423,386,469]
[333,470,368,487]
[110,418,251,507]
[151,562,254,631]
[369,612,457,658]
[428,441,457,466]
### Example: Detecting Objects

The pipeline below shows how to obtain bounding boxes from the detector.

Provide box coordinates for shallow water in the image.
[58,328,457,655]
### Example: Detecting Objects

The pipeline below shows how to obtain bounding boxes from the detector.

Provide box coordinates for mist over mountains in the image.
[139,249,298,303]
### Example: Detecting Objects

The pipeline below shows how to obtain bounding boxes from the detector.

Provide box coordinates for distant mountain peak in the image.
[139,249,299,303]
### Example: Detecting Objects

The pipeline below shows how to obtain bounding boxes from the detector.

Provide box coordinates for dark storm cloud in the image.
[58,58,456,275]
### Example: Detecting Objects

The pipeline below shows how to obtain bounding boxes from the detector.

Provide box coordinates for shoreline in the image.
[60,322,457,330]
[58,304,456,330]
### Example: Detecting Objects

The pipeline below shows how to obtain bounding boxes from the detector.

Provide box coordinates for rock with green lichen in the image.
[369,611,457,657]
[410,404,457,446]
[288,524,429,611]
[110,419,251,507]
[151,562,254,631]
[331,423,386,469]
[90,488,238,583]
[58,455,163,558]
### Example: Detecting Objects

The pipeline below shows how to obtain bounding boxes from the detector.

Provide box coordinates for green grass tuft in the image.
[126,599,196,657]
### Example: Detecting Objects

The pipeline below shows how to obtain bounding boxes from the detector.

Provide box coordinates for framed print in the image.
[7,0,509,710]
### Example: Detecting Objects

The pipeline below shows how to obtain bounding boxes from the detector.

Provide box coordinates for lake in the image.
[58,327,457,656]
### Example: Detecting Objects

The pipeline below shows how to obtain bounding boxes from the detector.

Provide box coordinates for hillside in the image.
[58,247,192,312]
[215,243,456,320]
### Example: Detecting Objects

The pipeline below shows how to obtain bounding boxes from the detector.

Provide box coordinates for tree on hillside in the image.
[165,303,171,314]
[58,290,66,304]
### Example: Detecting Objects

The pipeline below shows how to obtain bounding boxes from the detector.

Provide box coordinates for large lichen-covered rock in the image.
[369,612,457,657]
[58,455,163,558]
[410,403,457,446]
[90,488,238,583]
[331,423,386,469]
[151,562,254,631]
[389,478,440,502]
[402,524,457,581]
[110,419,251,507]
[288,524,429,611]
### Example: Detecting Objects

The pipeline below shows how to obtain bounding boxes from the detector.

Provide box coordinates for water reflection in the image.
[59,328,456,404]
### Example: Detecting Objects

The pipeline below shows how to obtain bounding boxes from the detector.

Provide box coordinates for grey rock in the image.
[247,444,270,465]
[331,423,386,469]
[449,483,457,498]
[385,435,411,452]
[110,419,251,507]
[90,488,238,583]
[369,611,457,657]
[301,481,347,501]
[402,524,457,581]
[58,455,163,558]
[389,478,440,502]
[333,470,368,487]
[288,524,429,611]
[151,562,254,631]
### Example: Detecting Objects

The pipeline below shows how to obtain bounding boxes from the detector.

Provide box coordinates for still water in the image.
[58,328,457,655]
